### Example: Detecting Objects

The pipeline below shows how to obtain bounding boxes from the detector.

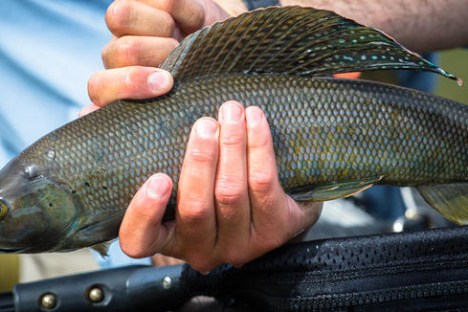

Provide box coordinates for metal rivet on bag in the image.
[88,286,104,303]
[162,276,172,289]
[40,293,57,310]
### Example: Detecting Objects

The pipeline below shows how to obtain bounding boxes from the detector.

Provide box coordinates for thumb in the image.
[119,173,175,258]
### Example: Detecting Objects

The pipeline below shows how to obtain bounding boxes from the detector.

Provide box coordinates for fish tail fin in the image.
[417,183,468,225]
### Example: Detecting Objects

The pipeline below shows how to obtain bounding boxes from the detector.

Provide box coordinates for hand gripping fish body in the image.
[0,7,466,253]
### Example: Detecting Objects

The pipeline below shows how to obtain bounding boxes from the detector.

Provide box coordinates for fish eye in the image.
[0,198,8,220]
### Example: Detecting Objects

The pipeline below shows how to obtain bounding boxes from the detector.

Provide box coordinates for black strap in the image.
[243,0,280,10]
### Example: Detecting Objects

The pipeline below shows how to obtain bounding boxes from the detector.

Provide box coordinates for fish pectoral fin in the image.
[92,241,112,257]
[74,212,124,254]
[418,183,468,225]
[290,176,383,202]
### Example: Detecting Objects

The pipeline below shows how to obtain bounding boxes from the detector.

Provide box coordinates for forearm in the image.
[282,0,468,52]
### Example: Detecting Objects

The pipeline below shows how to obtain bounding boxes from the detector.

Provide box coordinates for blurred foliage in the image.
[0,254,19,292]
[435,49,468,104]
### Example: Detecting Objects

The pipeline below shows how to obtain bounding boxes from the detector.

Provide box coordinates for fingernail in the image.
[246,106,263,127]
[195,118,218,139]
[220,102,243,123]
[147,71,170,92]
[146,174,170,200]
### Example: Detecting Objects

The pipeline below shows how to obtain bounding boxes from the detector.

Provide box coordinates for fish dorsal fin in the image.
[161,6,459,83]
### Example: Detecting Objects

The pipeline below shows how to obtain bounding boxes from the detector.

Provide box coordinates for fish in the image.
[0,6,466,254]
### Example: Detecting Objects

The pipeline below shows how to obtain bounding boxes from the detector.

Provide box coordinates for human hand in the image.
[118,101,322,272]
[85,0,321,272]
[85,86,322,272]
[86,0,232,111]
[102,0,231,69]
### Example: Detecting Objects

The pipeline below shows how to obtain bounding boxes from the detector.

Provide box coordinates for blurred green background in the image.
[436,49,468,103]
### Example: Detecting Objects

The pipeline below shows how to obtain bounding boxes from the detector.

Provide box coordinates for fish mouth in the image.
[0,247,26,253]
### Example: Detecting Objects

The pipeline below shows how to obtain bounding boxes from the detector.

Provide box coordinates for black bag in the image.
[197,225,468,311]
[4,226,467,311]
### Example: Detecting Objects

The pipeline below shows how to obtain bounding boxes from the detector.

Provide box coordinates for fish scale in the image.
[0,7,466,253]
[17,74,466,221]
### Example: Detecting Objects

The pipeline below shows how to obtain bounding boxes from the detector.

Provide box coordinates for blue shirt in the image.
[0,0,151,267]
[0,0,110,163]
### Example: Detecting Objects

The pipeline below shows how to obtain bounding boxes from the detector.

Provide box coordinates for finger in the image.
[102,36,178,69]
[119,173,175,258]
[172,118,219,270]
[245,107,291,243]
[152,254,184,267]
[246,107,320,246]
[79,104,100,117]
[139,0,206,34]
[106,1,176,37]
[215,101,251,264]
[88,67,173,107]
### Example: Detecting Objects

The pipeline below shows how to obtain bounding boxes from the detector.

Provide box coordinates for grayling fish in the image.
[0,7,466,253]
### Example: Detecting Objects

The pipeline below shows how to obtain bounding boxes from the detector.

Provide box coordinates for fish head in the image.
[0,156,79,253]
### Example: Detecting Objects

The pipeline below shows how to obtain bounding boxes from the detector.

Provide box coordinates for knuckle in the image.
[124,66,143,83]
[179,198,211,224]
[215,181,244,206]
[249,171,276,194]
[106,0,132,35]
[104,2,117,29]
[103,37,139,68]
[87,74,102,105]
[189,147,217,164]
[117,37,140,65]
[248,132,270,149]
[220,131,244,146]
[185,5,205,31]
[159,12,176,36]
[101,43,113,68]
[119,67,146,98]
